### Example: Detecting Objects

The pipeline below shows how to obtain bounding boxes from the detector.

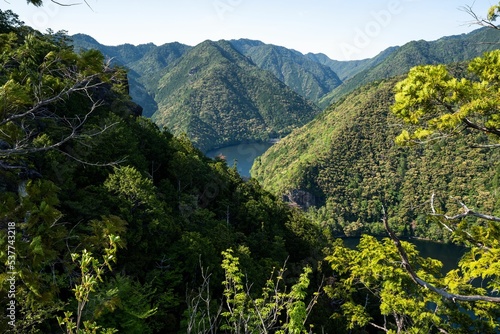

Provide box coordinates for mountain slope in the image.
[71,34,191,116]
[230,39,342,103]
[152,40,320,152]
[318,27,500,108]
[306,46,398,81]
[251,77,500,240]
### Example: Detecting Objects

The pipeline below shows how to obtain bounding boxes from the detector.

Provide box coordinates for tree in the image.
[388,45,500,306]
[391,50,500,147]
[185,248,320,334]
[0,28,122,165]
[0,10,23,33]
[461,2,500,30]
[326,3,500,332]
[0,17,135,333]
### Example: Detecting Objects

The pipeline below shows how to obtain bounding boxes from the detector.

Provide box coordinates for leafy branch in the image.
[382,207,500,303]
[57,233,121,334]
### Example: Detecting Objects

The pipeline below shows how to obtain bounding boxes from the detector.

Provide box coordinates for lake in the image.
[206,142,274,177]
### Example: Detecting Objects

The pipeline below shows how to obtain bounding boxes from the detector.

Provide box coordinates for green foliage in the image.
[0,15,323,333]
[57,228,122,334]
[218,248,314,333]
[325,233,500,333]
[392,50,500,145]
[253,77,500,241]
[487,2,500,21]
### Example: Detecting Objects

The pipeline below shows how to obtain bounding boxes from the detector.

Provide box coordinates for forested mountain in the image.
[71,34,191,117]
[71,36,321,151]
[71,28,500,152]
[251,77,500,240]
[230,39,343,103]
[3,5,500,333]
[151,40,320,152]
[306,46,398,81]
[318,27,500,108]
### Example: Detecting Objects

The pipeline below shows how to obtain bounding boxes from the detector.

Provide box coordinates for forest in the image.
[1,1,500,333]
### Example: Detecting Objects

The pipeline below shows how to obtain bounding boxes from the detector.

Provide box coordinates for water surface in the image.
[206,142,274,177]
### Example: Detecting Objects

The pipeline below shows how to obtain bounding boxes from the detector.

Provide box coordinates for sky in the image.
[2,0,497,60]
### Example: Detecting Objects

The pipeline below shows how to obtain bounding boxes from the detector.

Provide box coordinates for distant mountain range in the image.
[71,27,500,151]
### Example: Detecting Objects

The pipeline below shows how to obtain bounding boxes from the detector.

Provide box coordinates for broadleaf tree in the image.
[326,3,500,333]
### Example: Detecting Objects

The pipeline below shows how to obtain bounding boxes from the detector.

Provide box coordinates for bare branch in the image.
[0,98,106,157]
[369,321,389,332]
[430,193,500,223]
[50,0,81,6]
[0,73,102,128]
[463,118,500,138]
[471,143,500,149]
[429,193,494,250]
[382,208,500,303]
[459,4,500,30]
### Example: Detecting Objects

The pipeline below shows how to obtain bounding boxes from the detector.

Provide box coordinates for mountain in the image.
[71,28,500,153]
[71,36,323,151]
[251,77,500,240]
[71,34,191,117]
[306,46,399,81]
[230,39,343,103]
[151,40,321,152]
[318,27,500,108]
[2,22,323,333]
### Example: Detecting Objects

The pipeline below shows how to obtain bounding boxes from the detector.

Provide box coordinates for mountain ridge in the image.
[318,27,500,107]
[151,39,321,152]
[251,76,500,239]
[71,27,500,151]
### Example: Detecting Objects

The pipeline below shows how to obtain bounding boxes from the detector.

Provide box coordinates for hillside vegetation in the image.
[252,77,500,240]
[72,28,500,152]
[3,3,500,333]
[151,40,320,152]
[0,14,322,333]
[231,39,343,102]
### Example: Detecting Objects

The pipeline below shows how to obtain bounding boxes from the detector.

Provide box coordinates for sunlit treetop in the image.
[391,50,500,146]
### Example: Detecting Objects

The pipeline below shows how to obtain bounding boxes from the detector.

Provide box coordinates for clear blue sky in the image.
[3,0,497,60]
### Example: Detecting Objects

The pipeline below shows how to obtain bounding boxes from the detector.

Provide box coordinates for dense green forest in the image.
[71,27,500,153]
[0,11,323,333]
[150,39,320,152]
[71,36,322,152]
[252,77,500,241]
[2,2,500,333]
[229,39,343,103]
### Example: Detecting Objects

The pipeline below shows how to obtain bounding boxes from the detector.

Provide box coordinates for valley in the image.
[72,26,500,241]
[2,4,500,332]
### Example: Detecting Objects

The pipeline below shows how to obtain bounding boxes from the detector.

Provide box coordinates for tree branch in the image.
[463,118,500,138]
[459,4,500,30]
[429,193,494,251]
[382,208,500,303]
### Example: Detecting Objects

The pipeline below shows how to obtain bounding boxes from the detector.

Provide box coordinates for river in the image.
[206,142,274,177]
